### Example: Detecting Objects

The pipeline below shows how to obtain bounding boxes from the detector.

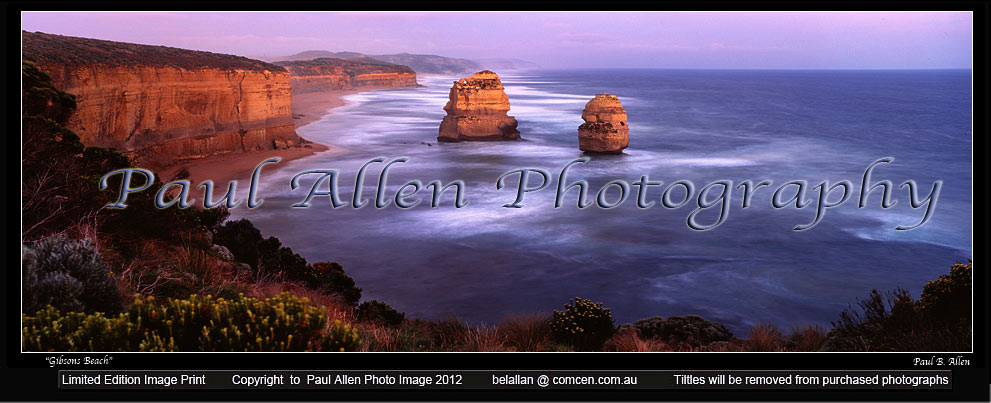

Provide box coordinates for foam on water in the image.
[231,69,972,335]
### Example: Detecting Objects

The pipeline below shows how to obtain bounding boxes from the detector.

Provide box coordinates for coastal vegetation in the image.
[821,261,973,352]
[21,31,282,70]
[20,58,973,353]
[23,293,361,352]
[551,297,615,351]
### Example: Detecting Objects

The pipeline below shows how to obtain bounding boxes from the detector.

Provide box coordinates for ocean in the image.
[230,69,972,336]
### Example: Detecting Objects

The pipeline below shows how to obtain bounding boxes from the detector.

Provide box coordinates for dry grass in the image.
[173,245,235,296]
[354,316,533,352]
[457,327,508,352]
[790,324,827,351]
[110,239,242,300]
[432,316,471,350]
[247,271,294,299]
[603,329,674,352]
[745,323,786,351]
[113,240,182,297]
[353,319,829,352]
[285,283,356,324]
[497,313,553,352]
[699,340,745,352]
[357,324,402,352]
[245,272,358,325]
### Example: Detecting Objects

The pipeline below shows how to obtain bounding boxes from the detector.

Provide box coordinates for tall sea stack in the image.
[578,94,629,154]
[438,70,520,142]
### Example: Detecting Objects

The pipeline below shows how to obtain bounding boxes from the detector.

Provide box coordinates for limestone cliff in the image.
[438,70,520,142]
[269,50,480,75]
[21,31,303,168]
[276,58,420,94]
[578,94,629,154]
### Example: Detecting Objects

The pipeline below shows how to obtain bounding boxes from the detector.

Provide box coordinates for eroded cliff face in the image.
[22,32,303,168]
[578,94,629,154]
[276,58,420,94]
[438,70,520,142]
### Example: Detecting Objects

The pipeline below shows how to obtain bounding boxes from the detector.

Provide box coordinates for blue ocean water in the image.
[231,69,972,336]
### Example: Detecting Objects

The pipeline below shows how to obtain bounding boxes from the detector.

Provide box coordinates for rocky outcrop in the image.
[276,58,420,94]
[22,32,303,168]
[438,70,520,142]
[578,94,629,154]
[617,315,735,347]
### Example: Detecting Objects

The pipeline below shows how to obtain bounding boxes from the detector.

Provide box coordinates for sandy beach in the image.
[161,90,357,185]
[291,90,359,128]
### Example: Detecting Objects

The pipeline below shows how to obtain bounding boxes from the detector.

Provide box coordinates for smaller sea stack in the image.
[578,94,629,154]
[438,70,520,142]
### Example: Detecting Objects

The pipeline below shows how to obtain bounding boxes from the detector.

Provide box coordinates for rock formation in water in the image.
[275,58,420,94]
[22,31,303,168]
[578,94,629,154]
[438,70,520,142]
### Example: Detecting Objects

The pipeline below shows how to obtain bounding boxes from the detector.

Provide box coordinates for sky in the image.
[21,12,973,69]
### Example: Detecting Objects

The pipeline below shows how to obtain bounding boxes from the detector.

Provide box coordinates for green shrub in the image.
[258,236,309,279]
[22,61,131,240]
[22,235,123,315]
[22,293,361,352]
[212,221,361,305]
[822,288,922,351]
[551,297,615,350]
[822,261,972,352]
[310,262,362,306]
[213,219,263,268]
[23,60,76,123]
[183,206,231,235]
[919,261,971,326]
[193,206,230,233]
[617,315,734,347]
[357,300,405,327]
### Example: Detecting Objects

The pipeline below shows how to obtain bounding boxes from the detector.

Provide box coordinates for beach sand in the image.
[291,90,358,129]
[160,90,356,185]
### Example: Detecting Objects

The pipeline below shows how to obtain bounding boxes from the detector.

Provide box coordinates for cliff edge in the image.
[276,58,420,94]
[22,31,304,169]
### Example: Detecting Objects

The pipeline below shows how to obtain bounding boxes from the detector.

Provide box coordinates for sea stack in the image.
[578,94,629,154]
[438,70,520,142]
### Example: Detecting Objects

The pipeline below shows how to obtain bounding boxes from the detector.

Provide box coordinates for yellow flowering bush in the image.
[23,292,361,352]
[320,320,362,352]
[551,297,615,350]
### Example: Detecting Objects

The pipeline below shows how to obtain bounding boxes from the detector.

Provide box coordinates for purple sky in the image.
[21,12,973,69]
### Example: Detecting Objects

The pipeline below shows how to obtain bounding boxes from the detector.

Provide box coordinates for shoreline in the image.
[161,90,363,185]
[291,89,361,129]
